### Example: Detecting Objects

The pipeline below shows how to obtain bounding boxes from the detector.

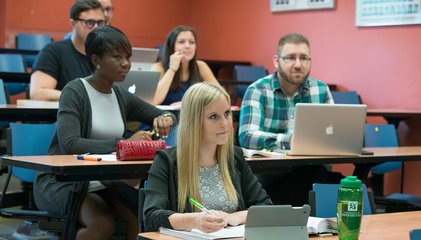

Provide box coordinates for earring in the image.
[96,64,101,70]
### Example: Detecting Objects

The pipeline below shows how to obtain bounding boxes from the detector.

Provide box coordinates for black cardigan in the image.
[143,146,273,231]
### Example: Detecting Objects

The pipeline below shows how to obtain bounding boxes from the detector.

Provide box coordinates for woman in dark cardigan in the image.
[34,26,175,240]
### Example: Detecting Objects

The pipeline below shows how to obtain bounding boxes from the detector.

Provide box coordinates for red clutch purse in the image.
[116,140,166,161]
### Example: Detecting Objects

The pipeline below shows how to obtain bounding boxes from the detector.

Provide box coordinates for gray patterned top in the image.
[199,164,238,213]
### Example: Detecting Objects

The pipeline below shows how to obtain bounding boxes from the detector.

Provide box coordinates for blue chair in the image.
[0,123,64,233]
[233,65,267,105]
[0,80,10,129]
[16,33,53,68]
[365,124,421,209]
[364,124,403,195]
[411,229,421,240]
[309,183,375,218]
[331,91,362,104]
[0,53,29,98]
[0,53,26,72]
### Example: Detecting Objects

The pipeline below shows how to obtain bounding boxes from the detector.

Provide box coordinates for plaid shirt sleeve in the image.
[238,85,291,150]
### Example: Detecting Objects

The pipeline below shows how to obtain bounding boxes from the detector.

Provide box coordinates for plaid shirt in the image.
[238,73,333,150]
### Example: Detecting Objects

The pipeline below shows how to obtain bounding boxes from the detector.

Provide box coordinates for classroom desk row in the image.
[138,210,421,240]
[2,146,421,181]
[1,102,420,126]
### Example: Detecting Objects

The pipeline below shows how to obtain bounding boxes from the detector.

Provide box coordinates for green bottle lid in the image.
[340,176,362,189]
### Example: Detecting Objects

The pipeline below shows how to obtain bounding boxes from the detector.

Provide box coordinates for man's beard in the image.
[277,67,309,86]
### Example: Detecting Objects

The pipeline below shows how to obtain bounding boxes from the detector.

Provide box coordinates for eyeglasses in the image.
[75,18,106,29]
[280,55,312,65]
[103,6,114,13]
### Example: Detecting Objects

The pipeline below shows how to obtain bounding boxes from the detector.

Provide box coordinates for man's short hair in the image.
[70,0,103,20]
[277,33,310,54]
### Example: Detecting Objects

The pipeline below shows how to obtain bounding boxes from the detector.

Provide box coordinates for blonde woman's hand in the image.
[169,51,183,72]
[128,130,152,141]
[195,212,227,233]
[153,114,174,138]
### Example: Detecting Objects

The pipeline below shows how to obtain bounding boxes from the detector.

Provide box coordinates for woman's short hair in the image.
[85,25,132,70]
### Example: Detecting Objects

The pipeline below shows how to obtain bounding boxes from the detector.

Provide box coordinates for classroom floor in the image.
[0,215,24,239]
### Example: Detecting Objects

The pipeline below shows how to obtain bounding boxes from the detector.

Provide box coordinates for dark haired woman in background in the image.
[152,25,220,106]
[34,26,175,240]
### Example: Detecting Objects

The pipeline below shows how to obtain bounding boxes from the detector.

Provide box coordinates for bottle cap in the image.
[340,176,362,189]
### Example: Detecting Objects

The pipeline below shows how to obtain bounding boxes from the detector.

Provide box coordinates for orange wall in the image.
[1,0,421,195]
[1,0,191,48]
[190,0,421,195]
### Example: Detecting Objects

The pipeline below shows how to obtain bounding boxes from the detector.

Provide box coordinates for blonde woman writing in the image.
[143,83,272,232]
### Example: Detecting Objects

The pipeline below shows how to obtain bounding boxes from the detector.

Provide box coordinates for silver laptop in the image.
[245,205,310,240]
[130,47,159,71]
[115,70,160,103]
[288,103,367,156]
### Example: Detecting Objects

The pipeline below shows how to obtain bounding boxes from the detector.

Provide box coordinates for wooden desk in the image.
[2,147,421,180]
[138,211,421,240]
[0,155,153,181]
[367,108,421,128]
[246,146,421,174]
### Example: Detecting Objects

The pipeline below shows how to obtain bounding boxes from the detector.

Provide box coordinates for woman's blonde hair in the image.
[177,83,237,212]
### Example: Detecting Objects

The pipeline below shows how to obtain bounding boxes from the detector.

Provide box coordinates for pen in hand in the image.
[189,198,216,216]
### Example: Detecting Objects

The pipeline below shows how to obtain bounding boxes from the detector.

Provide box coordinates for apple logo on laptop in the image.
[325,124,334,135]
[128,84,136,94]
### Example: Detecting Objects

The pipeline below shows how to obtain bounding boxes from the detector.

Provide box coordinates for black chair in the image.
[138,188,146,233]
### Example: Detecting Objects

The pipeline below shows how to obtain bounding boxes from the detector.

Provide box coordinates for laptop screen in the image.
[289,103,367,156]
[130,47,159,71]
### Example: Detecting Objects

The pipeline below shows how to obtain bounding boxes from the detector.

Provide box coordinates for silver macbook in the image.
[130,47,159,71]
[288,103,367,156]
[115,70,160,103]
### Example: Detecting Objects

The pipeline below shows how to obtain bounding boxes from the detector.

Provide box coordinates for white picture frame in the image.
[356,0,421,27]
[270,0,335,12]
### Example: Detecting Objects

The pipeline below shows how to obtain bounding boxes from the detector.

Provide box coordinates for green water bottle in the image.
[337,176,363,240]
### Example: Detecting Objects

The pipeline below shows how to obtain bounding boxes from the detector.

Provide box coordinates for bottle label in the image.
[347,201,359,212]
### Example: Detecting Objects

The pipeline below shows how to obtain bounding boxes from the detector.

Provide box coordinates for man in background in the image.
[99,0,114,25]
[238,32,343,205]
[30,0,105,100]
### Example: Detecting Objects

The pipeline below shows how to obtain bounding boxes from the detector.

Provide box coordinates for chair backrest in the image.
[0,54,26,73]
[310,183,374,218]
[234,65,267,82]
[364,124,401,174]
[411,229,421,240]
[233,65,267,102]
[16,33,53,51]
[10,123,56,182]
[0,79,7,104]
[16,33,52,68]
[331,91,362,104]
